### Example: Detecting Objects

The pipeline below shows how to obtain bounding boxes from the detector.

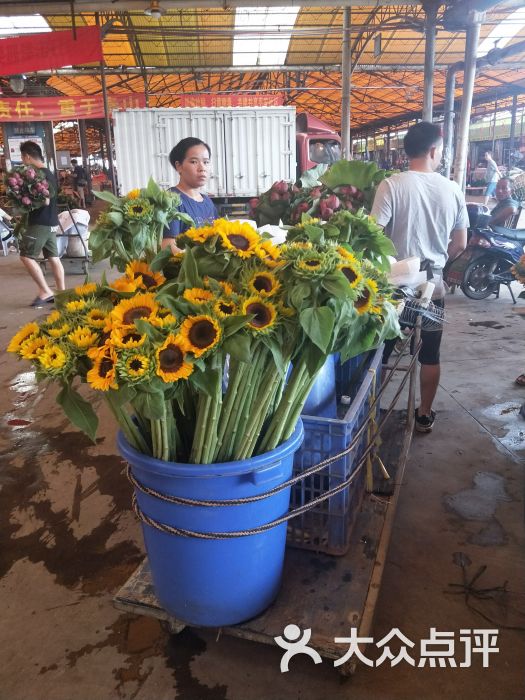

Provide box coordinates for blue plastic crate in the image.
[287,346,383,556]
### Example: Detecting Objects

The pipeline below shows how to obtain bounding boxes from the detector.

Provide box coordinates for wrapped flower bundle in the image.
[4,165,52,213]
[8,190,400,464]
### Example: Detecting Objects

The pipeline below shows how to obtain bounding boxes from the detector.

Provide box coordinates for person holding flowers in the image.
[16,141,65,307]
[161,137,218,255]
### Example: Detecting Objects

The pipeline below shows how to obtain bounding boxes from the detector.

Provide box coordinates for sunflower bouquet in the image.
[89,178,192,271]
[8,212,399,464]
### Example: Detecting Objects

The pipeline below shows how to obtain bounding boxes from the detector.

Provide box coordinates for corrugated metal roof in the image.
[22,5,523,131]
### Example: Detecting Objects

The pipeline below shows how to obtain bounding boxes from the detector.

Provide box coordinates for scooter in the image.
[444,205,525,304]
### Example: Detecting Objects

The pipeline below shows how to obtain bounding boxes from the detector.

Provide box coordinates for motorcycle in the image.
[444,204,525,304]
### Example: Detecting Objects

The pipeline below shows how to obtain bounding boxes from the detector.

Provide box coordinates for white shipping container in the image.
[112,107,296,198]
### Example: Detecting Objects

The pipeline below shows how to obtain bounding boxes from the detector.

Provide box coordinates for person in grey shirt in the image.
[371,121,468,433]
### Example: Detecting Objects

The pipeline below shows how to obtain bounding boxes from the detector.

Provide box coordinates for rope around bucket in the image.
[127,340,419,539]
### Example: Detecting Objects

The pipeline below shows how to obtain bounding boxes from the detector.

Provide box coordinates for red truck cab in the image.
[296,112,342,179]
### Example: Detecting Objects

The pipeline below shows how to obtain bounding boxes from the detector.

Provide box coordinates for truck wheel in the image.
[461,257,499,300]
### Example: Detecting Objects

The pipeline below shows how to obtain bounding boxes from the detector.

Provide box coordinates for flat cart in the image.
[113,326,422,675]
[40,205,90,275]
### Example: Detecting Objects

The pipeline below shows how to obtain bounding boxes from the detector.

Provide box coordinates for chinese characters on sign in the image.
[179,94,284,108]
[0,95,146,123]
[274,626,499,672]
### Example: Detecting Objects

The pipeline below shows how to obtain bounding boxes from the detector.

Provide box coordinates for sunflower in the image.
[152,312,178,328]
[86,346,118,391]
[156,335,193,382]
[74,282,98,296]
[45,310,61,325]
[214,299,236,318]
[111,293,158,327]
[110,276,141,294]
[19,335,48,360]
[248,271,281,297]
[338,262,363,288]
[179,315,222,357]
[65,299,88,314]
[354,280,378,315]
[85,308,108,329]
[126,188,141,199]
[111,327,146,349]
[292,249,338,279]
[68,326,99,350]
[217,220,260,258]
[183,225,218,244]
[241,296,278,333]
[183,287,214,305]
[293,217,321,230]
[47,322,72,338]
[118,352,152,382]
[255,239,282,267]
[38,343,69,375]
[7,322,39,353]
[125,261,165,290]
[336,246,358,265]
[124,197,153,222]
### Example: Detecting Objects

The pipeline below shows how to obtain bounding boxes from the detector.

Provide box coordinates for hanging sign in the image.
[0,27,103,74]
[179,93,284,108]
[0,94,146,123]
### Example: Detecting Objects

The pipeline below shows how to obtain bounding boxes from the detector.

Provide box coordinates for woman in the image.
[162,137,218,254]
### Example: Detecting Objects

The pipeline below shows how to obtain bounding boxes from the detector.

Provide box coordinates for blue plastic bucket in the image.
[303,354,337,419]
[118,421,304,627]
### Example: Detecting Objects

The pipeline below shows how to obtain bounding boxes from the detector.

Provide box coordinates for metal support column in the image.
[453,12,483,190]
[491,99,498,152]
[422,2,438,122]
[442,64,460,178]
[95,13,116,193]
[78,118,92,200]
[509,94,518,167]
[341,7,352,160]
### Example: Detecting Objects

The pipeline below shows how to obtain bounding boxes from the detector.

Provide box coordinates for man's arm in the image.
[447,228,467,261]
[489,203,517,227]
[370,179,393,227]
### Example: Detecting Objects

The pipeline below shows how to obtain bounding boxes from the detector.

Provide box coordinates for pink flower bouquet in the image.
[4,165,53,214]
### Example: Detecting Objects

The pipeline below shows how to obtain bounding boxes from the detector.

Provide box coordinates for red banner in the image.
[179,93,284,108]
[0,27,102,75]
[0,94,146,123]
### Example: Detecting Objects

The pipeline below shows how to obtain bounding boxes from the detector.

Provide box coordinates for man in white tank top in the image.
[371,122,468,433]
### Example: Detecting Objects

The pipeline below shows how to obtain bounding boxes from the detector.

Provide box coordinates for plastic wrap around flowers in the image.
[4,165,52,214]
[8,214,400,464]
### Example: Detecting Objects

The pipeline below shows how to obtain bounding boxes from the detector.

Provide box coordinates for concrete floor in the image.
[1,250,524,700]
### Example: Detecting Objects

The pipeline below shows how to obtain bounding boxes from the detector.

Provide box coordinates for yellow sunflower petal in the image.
[179,315,222,357]
[156,335,194,382]
[7,322,39,353]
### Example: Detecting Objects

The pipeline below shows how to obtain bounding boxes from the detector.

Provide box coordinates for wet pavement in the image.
[0,253,524,700]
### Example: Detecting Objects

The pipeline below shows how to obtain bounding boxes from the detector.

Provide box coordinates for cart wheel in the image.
[161,619,186,635]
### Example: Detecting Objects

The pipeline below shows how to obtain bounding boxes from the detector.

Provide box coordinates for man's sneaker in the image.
[415,409,436,433]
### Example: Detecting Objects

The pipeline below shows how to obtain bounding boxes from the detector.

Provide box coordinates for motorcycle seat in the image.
[490,225,525,242]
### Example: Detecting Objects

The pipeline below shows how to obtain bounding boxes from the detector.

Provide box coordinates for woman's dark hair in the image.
[20,140,44,160]
[169,137,211,168]
[403,122,442,159]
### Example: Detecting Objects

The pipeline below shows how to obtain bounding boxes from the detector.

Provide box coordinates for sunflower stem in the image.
[259,359,308,453]
[105,393,149,455]
[213,357,244,461]
[190,388,211,464]
[201,353,223,464]
[160,414,169,462]
[228,345,266,460]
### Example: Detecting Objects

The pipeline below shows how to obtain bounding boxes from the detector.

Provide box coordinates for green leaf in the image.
[190,368,221,398]
[223,333,251,362]
[172,212,195,227]
[299,306,335,353]
[322,272,353,297]
[299,163,329,188]
[134,319,165,344]
[262,335,288,376]
[107,385,137,407]
[222,314,250,338]
[56,384,98,443]
[144,177,161,199]
[133,389,166,420]
[290,281,311,308]
[108,211,123,227]
[180,246,201,287]
[149,246,173,272]
[320,159,382,192]
[94,190,121,206]
[302,342,327,377]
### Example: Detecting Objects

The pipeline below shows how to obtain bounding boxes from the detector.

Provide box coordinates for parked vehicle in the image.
[112,107,341,205]
[444,204,525,303]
